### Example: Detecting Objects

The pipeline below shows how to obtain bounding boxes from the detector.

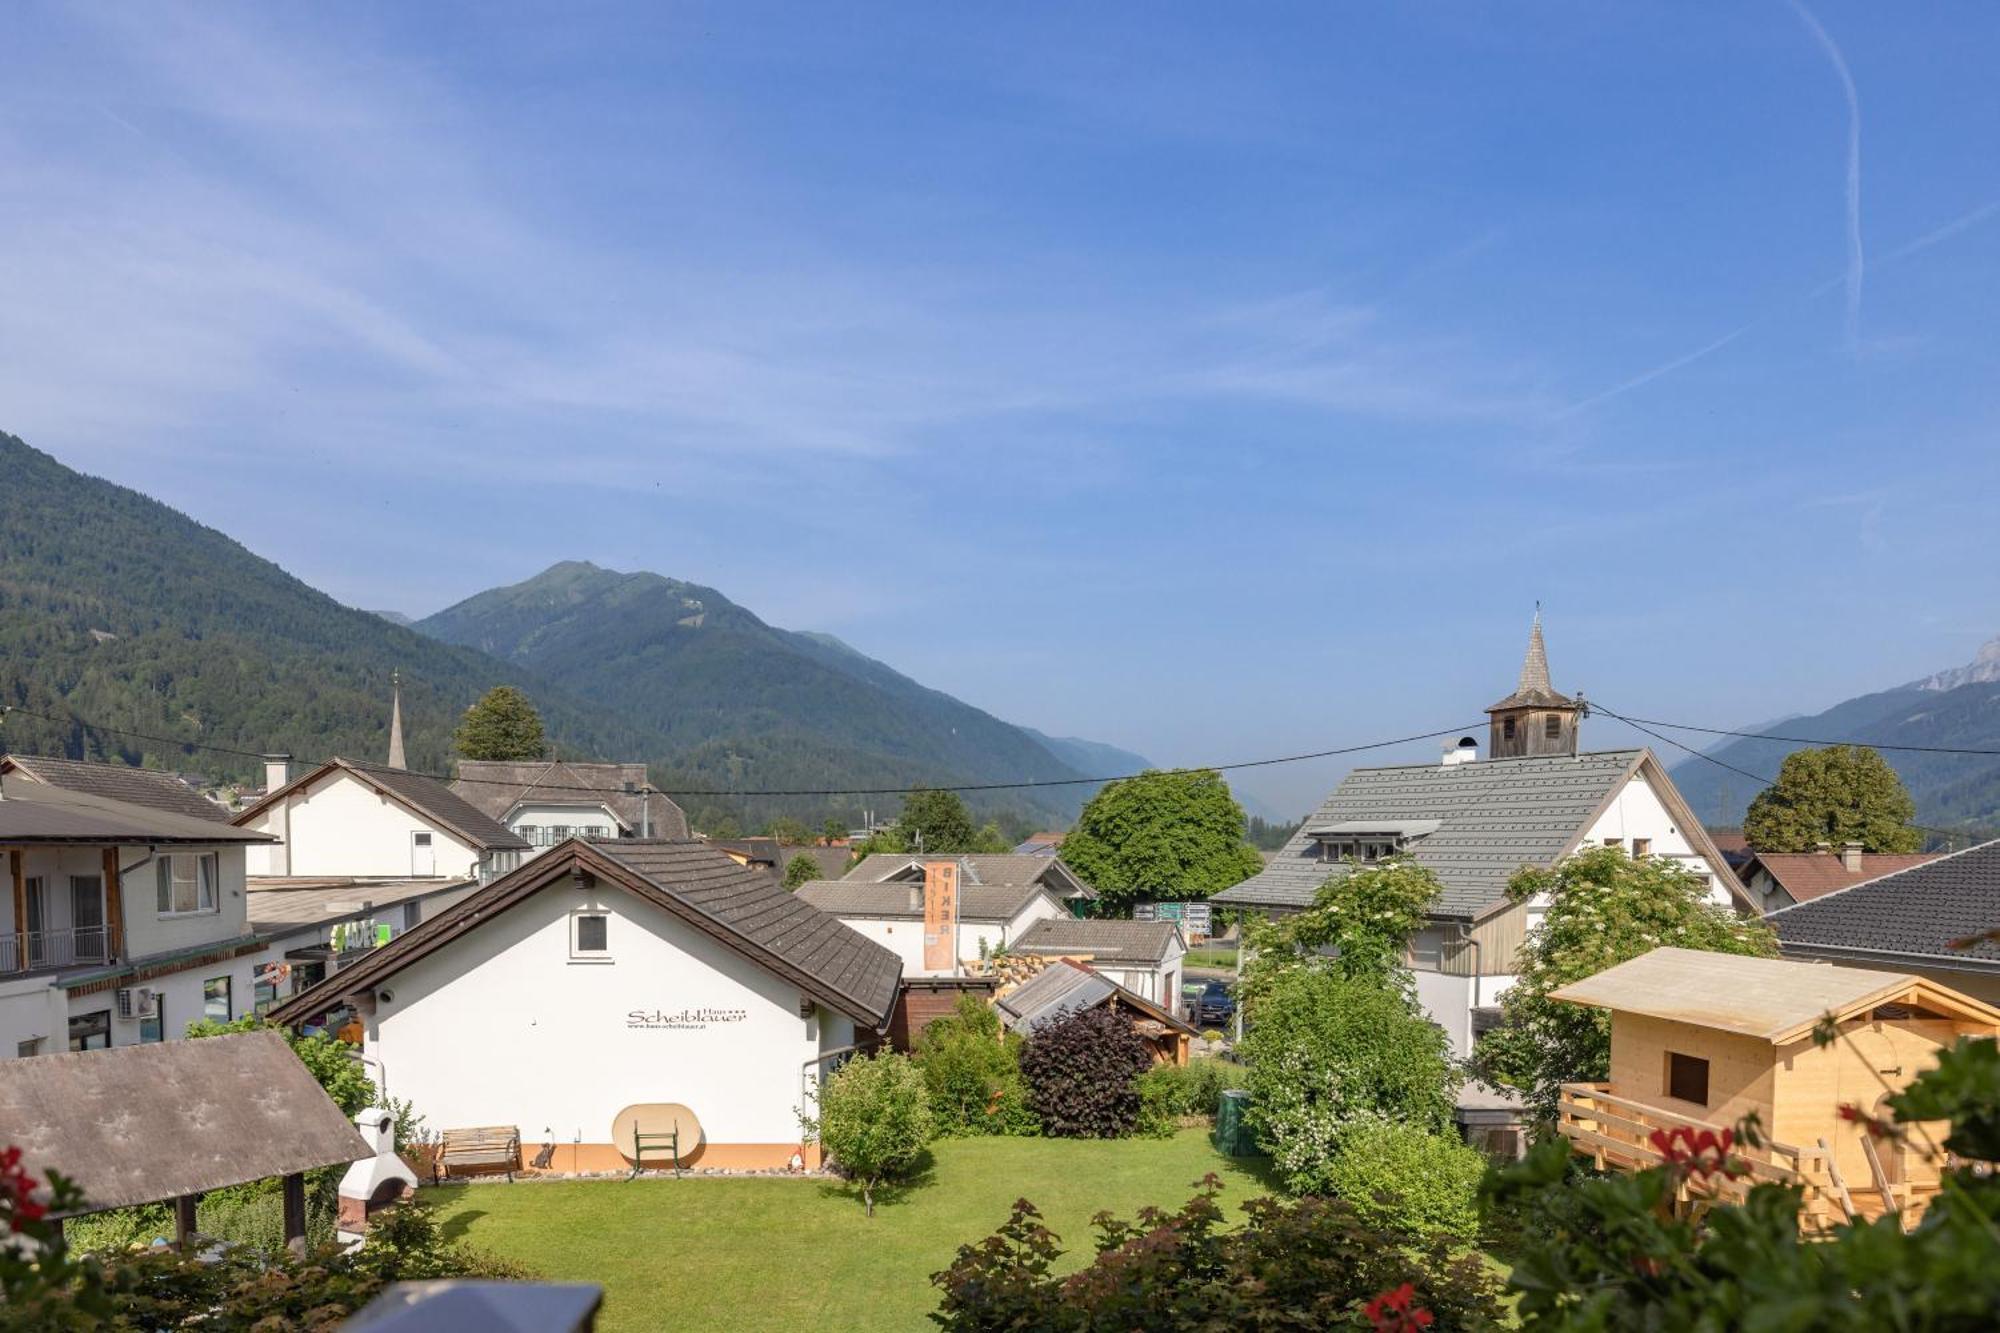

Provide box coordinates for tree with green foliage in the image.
[1243,858,1443,1001]
[1059,769,1265,913]
[1238,969,1456,1194]
[802,1051,933,1217]
[821,817,847,846]
[1473,846,1778,1120]
[913,995,1039,1137]
[451,685,546,762]
[1744,744,1923,852]
[765,816,811,845]
[1319,1120,1490,1242]
[782,853,822,891]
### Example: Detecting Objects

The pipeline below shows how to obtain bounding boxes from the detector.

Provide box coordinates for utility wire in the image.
[1598,711,2000,759]
[0,702,1482,800]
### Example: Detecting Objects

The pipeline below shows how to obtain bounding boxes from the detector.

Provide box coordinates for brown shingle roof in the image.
[451,760,689,840]
[1747,851,1943,903]
[0,1030,368,1215]
[0,754,230,823]
[267,840,902,1029]
[0,777,274,845]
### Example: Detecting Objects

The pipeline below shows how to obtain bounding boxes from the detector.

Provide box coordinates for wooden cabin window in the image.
[1632,838,1652,857]
[1666,1051,1710,1105]
[1544,715,1563,738]
[1502,718,1517,740]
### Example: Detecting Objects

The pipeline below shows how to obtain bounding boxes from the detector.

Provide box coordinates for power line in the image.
[1598,711,2000,759]
[0,703,1483,801]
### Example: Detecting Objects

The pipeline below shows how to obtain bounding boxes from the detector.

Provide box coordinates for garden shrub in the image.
[1320,1120,1487,1241]
[1019,1006,1154,1138]
[803,1050,934,1216]
[932,1174,1506,1331]
[1237,968,1455,1194]
[914,995,1039,1137]
[1136,1057,1246,1137]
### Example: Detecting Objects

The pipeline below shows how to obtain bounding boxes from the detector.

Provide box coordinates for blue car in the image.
[1195,980,1235,1029]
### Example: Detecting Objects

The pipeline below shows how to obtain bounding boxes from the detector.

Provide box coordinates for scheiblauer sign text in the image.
[626,1006,750,1031]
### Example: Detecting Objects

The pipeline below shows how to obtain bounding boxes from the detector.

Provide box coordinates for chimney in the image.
[1441,737,1479,768]
[1842,842,1865,873]
[263,753,293,793]
[336,1107,418,1249]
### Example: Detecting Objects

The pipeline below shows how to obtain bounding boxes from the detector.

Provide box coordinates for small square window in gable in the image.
[571,911,612,961]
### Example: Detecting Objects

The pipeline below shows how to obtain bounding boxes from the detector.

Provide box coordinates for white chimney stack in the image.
[1842,842,1865,873]
[337,1106,418,1249]
[263,753,293,793]
[1441,737,1480,768]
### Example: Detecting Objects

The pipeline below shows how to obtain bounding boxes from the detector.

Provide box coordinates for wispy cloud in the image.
[1785,0,1864,353]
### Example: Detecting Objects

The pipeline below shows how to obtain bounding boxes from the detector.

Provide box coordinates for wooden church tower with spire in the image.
[1486,611,1581,759]
[387,670,407,770]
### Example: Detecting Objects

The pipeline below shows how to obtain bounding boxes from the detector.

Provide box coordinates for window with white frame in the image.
[570,910,611,961]
[155,853,219,915]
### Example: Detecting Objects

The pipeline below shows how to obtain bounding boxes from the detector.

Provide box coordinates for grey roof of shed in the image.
[794,878,1055,922]
[267,840,903,1029]
[1769,839,2000,971]
[0,754,231,823]
[451,759,690,840]
[995,959,1195,1036]
[1212,749,1734,919]
[237,758,529,852]
[0,777,275,845]
[1011,917,1183,966]
[0,1030,369,1215]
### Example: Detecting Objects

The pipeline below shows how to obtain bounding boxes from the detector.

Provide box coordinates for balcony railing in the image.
[0,925,122,974]
[1555,1081,1918,1231]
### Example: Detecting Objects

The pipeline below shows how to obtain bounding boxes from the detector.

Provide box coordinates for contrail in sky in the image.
[1785,0,1863,353]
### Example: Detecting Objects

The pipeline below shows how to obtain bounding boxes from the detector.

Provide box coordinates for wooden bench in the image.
[437,1126,521,1182]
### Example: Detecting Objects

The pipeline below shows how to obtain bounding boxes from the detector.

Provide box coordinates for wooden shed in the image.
[1550,947,2000,1230]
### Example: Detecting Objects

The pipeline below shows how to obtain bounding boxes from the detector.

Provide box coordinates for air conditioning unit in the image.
[117,987,160,1020]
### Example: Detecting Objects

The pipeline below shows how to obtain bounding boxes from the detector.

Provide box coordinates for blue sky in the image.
[4,2,1998,815]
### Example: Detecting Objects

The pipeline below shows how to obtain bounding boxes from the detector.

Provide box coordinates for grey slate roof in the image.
[1769,839,2000,971]
[0,1030,369,1215]
[238,759,529,852]
[0,777,275,845]
[995,959,1196,1036]
[0,754,231,823]
[268,840,903,1029]
[1011,917,1182,966]
[845,853,1095,898]
[451,759,690,840]
[1212,750,1647,918]
[794,878,1055,923]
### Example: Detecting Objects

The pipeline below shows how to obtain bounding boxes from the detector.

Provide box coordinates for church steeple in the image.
[387,670,407,770]
[1486,608,1580,758]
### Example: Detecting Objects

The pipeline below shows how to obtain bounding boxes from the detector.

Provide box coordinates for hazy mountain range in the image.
[0,431,1148,828]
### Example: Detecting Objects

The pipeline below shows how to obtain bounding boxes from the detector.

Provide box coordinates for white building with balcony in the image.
[0,771,275,1057]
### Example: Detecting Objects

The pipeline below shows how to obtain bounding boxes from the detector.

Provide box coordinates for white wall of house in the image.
[0,975,69,1057]
[508,802,623,850]
[121,847,254,959]
[826,893,1067,979]
[241,773,481,880]
[366,885,845,1155]
[1580,773,1731,905]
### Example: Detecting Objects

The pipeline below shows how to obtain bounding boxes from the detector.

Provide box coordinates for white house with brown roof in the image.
[451,760,690,851]
[1008,918,1187,1006]
[236,756,528,883]
[1739,844,1943,913]
[269,839,901,1173]
[795,871,1070,978]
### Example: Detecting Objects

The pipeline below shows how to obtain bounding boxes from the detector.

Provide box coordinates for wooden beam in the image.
[101,848,124,963]
[9,849,23,947]
[281,1172,307,1258]
[1817,1137,1857,1223]
[173,1194,199,1247]
[1859,1135,1905,1232]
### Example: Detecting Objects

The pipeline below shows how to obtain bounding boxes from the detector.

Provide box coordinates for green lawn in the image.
[1184,945,1240,970]
[428,1131,1273,1332]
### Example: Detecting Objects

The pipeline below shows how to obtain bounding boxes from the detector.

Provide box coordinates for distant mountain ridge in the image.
[0,431,1131,827]
[1672,637,2000,834]
[413,561,1108,825]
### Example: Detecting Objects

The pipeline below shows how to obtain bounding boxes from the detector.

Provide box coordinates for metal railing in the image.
[0,925,121,973]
